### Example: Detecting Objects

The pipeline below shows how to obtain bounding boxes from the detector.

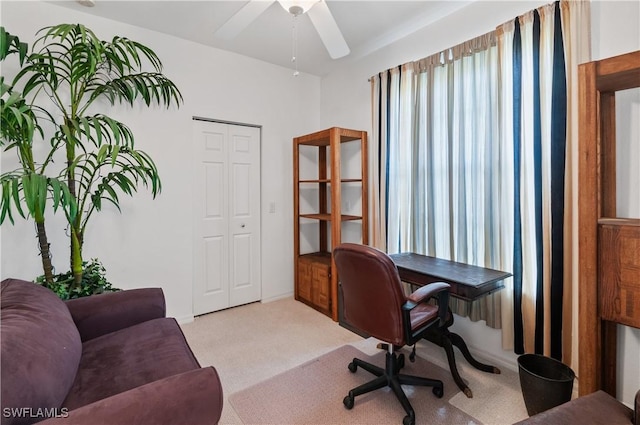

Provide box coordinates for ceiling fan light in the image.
[277,0,319,16]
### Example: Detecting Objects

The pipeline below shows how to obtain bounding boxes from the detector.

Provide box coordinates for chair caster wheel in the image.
[343,394,354,409]
[347,361,357,373]
[403,414,415,425]
[433,385,444,398]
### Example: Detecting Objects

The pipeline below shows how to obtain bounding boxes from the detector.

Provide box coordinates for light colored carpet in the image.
[229,344,479,425]
[446,357,527,424]
[181,297,529,424]
[181,297,363,424]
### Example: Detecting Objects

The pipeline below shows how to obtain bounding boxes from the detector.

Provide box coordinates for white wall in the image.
[0,1,322,321]
[319,0,640,406]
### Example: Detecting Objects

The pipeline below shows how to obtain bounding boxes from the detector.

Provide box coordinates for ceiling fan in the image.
[215,0,350,60]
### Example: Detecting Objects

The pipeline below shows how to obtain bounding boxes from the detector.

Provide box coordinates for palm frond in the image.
[66,114,135,149]
[0,78,41,149]
[0,26,28,63]
[0,172,77,225]
[88,72,182,107]
[70,146,161,230]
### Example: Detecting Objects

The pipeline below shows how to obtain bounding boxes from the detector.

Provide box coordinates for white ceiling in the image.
[48,1,473,76]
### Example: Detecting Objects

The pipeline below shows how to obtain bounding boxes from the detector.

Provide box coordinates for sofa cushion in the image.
[1,279,82,425]
[63,317,200,410]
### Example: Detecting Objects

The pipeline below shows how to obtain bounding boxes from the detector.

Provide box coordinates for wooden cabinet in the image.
[293,127,368,320]
[297,253,331,315]
[598,221,640,328]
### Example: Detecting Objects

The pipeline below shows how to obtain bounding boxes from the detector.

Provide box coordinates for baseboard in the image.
[463,342,519,374]
[178,294,294,323]
[260,292,294,303]
[176,314,195,324]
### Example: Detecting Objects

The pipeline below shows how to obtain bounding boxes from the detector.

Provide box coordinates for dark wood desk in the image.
[389,252,512,398]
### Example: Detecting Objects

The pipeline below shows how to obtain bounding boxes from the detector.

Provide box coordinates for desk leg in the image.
[425,312,501,398]
[440,331,474,398]
[448,332,501,375]
[425,326,472,397]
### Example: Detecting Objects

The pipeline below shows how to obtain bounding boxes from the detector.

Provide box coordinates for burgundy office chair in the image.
[334,243,451,425]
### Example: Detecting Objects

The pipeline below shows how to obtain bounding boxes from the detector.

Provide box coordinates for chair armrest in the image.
[40,367,223,425]
[65,288,166,341]
[404,282,450,326]
[407,282,450,304]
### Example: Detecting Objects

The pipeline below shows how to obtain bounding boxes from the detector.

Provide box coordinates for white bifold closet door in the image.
[192,119,261,315]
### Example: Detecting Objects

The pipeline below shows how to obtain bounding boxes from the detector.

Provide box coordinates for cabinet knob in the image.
[241,223,246,228]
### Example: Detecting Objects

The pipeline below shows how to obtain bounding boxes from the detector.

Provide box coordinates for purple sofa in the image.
[1,278,223,425]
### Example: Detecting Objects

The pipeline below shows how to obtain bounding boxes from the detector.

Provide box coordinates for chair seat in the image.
[410,303,439,330]
[63,318,200,410]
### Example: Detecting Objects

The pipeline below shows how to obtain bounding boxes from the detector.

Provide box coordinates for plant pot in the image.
[518,353,575,416]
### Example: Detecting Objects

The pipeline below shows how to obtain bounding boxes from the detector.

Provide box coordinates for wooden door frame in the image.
[578,51,640,396]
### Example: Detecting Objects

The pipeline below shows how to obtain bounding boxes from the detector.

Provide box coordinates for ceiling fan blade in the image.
[215,0,276,40]
[307,1,350,59]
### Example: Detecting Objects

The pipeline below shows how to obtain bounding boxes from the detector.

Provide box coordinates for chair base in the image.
[343,348,444,425]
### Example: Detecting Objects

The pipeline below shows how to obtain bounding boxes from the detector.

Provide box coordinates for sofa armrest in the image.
[65,288,166,341]
[41,367,223,425]
[514,390,633,425]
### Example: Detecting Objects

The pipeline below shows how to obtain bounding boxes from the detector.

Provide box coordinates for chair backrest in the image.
[333,243,407,346]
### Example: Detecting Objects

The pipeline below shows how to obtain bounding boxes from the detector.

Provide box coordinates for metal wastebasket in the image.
[518,353,575,416]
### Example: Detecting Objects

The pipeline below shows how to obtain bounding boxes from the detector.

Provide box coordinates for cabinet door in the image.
[297,259,313,303]
[297,257,331,313]
[312,264,330,311]
[599,223,640,328]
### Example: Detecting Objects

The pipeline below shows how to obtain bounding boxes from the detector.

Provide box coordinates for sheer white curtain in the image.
[370,64,417,252]
[387,64,416,253]
[496,21,516,349]
[372,33,505,327]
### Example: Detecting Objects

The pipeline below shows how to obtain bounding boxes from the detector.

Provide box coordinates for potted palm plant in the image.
[0,24,182,298]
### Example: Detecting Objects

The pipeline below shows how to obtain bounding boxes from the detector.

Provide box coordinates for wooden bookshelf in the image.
[293,127,368,320]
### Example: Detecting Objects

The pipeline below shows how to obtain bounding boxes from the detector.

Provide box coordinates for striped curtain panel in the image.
[370,1,589,362]
[502,2,568,359]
